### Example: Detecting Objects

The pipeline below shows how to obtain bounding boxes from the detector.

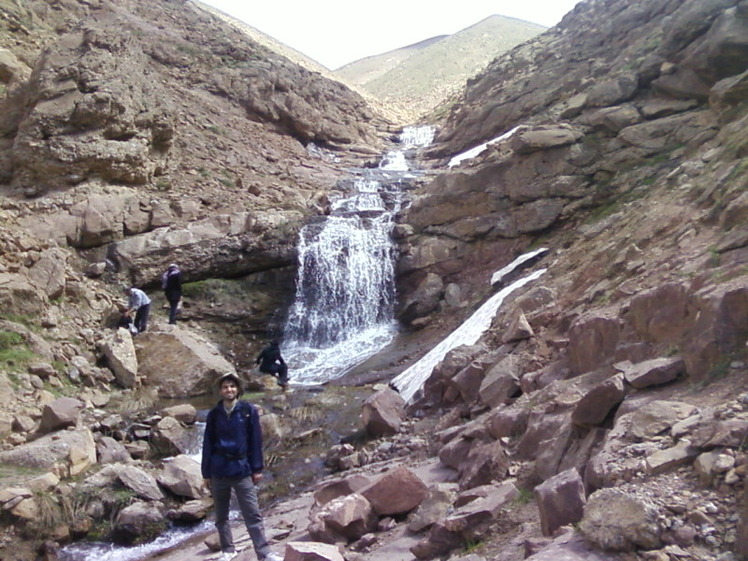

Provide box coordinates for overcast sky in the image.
[199,0,584,69]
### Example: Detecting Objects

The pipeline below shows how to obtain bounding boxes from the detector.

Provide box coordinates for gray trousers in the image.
[212,475,271,558]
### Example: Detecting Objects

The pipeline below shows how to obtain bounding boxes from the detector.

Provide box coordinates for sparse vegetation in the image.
[0,331,36,373]
[514,487,535,505]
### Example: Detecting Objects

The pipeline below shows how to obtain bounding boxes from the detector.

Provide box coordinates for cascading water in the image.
[282,125,433,384]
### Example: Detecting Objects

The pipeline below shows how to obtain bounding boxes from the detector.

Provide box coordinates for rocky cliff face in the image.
[1,0,748,560]
[389,0,748,558]
[0,0,394,370]
[399,0,748,378]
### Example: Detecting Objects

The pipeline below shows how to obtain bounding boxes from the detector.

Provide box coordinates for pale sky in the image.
[199,0,583,69]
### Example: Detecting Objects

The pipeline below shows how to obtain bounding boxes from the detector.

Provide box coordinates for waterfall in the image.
[283,177,398,349]
[283,126,434,385]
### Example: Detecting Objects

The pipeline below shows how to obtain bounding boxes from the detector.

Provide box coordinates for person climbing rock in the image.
[123,286,152,334]
[161,263,182,325]
[255,341,289,390]
[201,373,282,561]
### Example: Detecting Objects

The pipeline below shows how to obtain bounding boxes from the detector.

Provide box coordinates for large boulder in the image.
[360,466,428,516]
[285,541,345,561]
[579,488,662,551]
[111,501,167,546]
[10,22,175,197]
[134,329,236,397]
[361,387,405,437]
[308,493,376,543]
[0,428,97,475]
[38,397,84,434]
[100,328,139,389]
[682,279,748,384]
[567,312,620,374]
[157,455,206,499]
[534,468,587,537]
[111,210,299,284]
[0,273,47,317]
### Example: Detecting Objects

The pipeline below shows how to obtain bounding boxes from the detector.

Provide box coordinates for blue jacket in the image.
[201,400,263,479]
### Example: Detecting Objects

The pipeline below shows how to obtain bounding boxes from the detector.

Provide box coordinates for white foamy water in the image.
[401,125,435,148]
[379,150,409,171]
[283,321,399,385]
[392,267,547,403]
[284,125,436,385]
[60,521,213,561]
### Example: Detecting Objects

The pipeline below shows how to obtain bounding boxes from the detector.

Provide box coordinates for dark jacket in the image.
[201,400,263,479]
[163,268,182,302]
[256,343,285,373]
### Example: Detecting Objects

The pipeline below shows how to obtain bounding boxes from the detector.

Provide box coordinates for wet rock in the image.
[166,498,212,523]
[398,272,445,324]
[111,500,166,545]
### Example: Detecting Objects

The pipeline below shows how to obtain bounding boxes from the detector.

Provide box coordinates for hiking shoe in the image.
[263,553,283,561]
[220,552,238,561]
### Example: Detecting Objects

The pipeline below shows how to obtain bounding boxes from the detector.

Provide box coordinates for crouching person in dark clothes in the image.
[201,373,282,561]
[255,341,289,390]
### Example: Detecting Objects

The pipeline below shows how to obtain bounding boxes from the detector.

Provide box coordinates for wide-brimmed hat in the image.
[216,372,244,396]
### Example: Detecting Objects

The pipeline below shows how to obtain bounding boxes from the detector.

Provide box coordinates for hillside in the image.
[0,0,747,560]
[336,15,546,121]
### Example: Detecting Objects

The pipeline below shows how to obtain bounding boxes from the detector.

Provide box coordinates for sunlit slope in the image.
[336,15,546,120]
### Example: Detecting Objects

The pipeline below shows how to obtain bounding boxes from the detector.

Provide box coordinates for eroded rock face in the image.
[10,22,176,196]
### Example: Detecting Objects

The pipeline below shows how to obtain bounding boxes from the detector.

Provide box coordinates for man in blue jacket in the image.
[201,372,281,561]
